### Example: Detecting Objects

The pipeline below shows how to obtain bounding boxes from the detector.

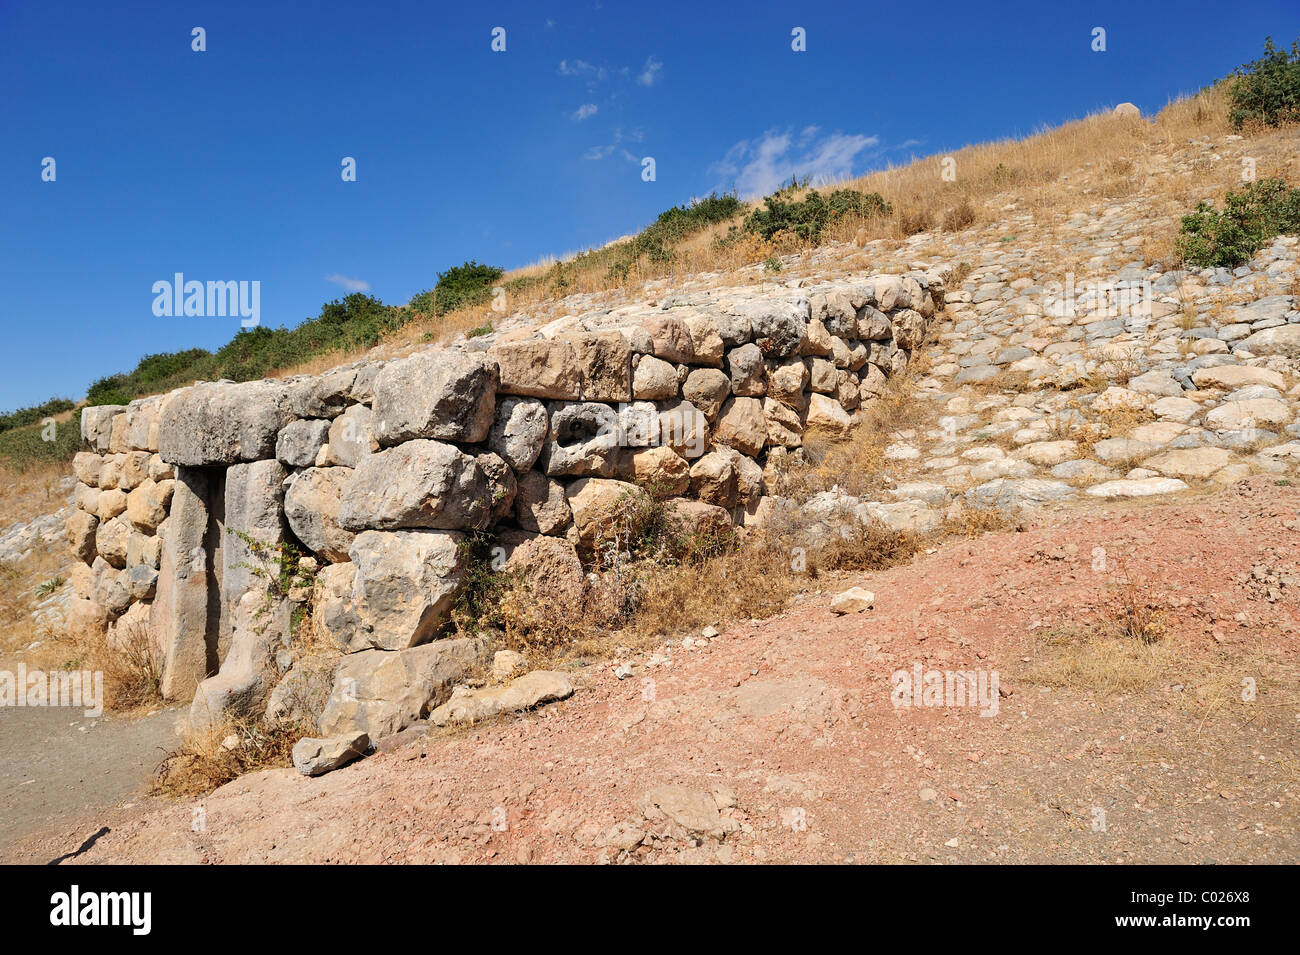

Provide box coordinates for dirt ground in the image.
[0,704,181,859]
[5,478,1297,864]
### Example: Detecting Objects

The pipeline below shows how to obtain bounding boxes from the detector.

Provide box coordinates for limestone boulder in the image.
[1238,325,1300,358]
[488,397,549,473]
[346,529,465,650]
[323,404,378,468]
[285,367,357,418]
[125,478,174,533]
[565,478,650,549]
[657,399,709,459]
[514,470,573,536]
[632,354,681,400]
[158,381,288,466]
[642,316,695,363]
[574,331,632,401]
[338,440,508,531]
[713,397,766,458]
[429,670,574,726]
[318,637,488,739]
[371,350,498,445]
[285,467,356,562]
[292,732,369,776]
[81,406,124,453]
[726,343,767,397]
[489,338,581,399]
[631,445,690,496]
[276,419,331,468]
[736,299,807,358]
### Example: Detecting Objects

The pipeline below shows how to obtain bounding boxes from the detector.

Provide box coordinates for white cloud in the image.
[325,274,371,293]
[558,59,606,81]
[573,103,598,121]
[583,127,643,162]
[637,56,662,87]
[709,127,881,198]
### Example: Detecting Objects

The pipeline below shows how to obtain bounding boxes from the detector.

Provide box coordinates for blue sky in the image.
[1,0,1295,412]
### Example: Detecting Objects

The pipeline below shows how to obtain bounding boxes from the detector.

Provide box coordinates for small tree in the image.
[1227,36,1300,129]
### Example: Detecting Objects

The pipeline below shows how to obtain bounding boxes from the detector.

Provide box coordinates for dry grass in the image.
[0,461,72,530]
[94,618,164,711]
[1023,625,1178,694]
[1021,558,1173,693]
[941,505,1015,537]
[151,715,311,797]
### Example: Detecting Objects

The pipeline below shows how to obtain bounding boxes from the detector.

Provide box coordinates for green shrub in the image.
[742,187,891,243]
[603,192,746,278]
[0,396,75,435]
[1227,37,1300,129]
[417,261,505,316]
[1176,178,1300,268]
[0,417,83,469]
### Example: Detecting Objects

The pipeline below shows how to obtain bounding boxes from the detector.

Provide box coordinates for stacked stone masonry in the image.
[67,271,943,736]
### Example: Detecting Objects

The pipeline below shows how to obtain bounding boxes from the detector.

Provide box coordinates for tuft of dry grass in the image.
[942,505,1015,538]
[1023,625,1177,694]
[812,519,923,573]
[96,619,164,711]
[151,715,312,797]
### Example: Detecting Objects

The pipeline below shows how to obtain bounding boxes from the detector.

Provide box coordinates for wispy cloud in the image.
[709,128,881,198]
[637,56,662,87]
[325,274,371,293]
[583,127,642,162]
[558,58,607,81]
[572,103,598,121]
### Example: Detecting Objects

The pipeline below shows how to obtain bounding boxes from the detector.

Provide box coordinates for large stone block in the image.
[323,404,377,468]
[284,466,355,563]
[222,459,287,634]
[632,354,680,400]
[736,299,808,358]
[488,397,549,473]
[124,397,162,452]
[276,418,331,468]
[81,405,124,452]
[514,470,572,535]
[489,338,581,399]
[712,397,766,458]
[73,451,102,487]
[126,478,174,533]
[154,467,215,701]
[318,637,488,739]
[641,316,695,364]
[565,478,650,549]
[537,402,621,477]
[158,381,289,466]
[94,516,131,569]
[574,331,632,402]
[285,367,357,418]
[66,510,98,564]
[371,351,498,446]
[338,440,509,531]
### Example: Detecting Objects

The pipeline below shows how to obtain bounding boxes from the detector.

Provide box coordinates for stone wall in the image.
[67,270,944,736]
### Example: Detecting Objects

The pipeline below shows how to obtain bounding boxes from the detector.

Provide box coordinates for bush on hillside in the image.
[0,417,83,469]
[604,193,745,280]
[84,293,405,410]
[411,261,505,316]
[742,187,891,243]
[1177,178,1300,268]
[0,397,75,434]
[1227,36,1300,129]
